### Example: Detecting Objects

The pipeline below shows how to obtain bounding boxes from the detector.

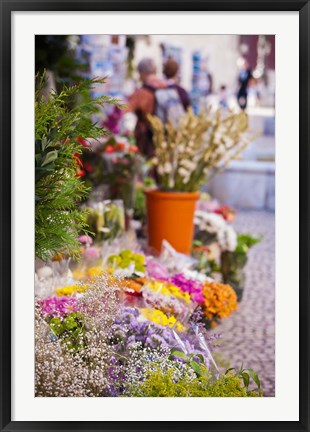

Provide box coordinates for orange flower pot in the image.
[144,189,200,254]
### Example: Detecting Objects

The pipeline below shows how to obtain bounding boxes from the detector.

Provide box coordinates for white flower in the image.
[216,144,226,155]
[161,141,167,149]
[164,162,172,173]
[223,136,234,148]
[183,269,208,283]
[217,226,237,252]
[180,159,197,171]
[194,211,226,234]
[37,266,53,279]
[157,165,165,175]
[178,167,190,178]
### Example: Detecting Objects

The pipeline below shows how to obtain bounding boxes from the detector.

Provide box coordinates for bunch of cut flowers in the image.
[35,274,263,398]
[148,108,254,192]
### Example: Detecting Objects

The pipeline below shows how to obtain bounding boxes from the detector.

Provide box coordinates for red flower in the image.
[84,163,93,172]
[116,142,126,152]
[73,152,83,167]
[214,206,236,223]
[105,145,116,154]
[76,169,86,177]
[77,136,90,148]
[73,152,85,177]
[128,145,138,153]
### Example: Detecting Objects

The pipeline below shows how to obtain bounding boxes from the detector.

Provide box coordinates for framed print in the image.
[1,0,309,431]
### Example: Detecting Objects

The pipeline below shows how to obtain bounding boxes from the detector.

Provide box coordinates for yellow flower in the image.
[140,308,185,332]
[87,266,103,278]
[72,269,86,280]
[56,284,89,296]
[146,280,191,304]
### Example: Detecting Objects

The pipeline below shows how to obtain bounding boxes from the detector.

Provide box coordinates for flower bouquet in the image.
[145,108,254,254]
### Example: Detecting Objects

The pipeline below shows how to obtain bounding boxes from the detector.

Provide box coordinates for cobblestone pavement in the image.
[216,210,275,396]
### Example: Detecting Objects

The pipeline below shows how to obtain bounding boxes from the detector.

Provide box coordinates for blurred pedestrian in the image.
[126,58,166,158]
[162,58,191,111]
[237,57,252,110]
[219,85,228,110]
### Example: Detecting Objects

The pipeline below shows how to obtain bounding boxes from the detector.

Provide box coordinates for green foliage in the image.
[50,312,86,352]
[221,233,262,300]
[35,74,121,260]
[133,177,156,222]
[235,233,262,255]
[169,349,208,377]
[128,366,262,397]
[225,364,263,396]
[85,202,125,242]
[107,250,146,273]
[35,35,88,90]
[192,242,221,276]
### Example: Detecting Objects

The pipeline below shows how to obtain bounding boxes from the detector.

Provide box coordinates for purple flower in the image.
[40,296,79,317]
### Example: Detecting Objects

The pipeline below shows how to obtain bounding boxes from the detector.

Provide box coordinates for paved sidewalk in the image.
[216,210,275,396]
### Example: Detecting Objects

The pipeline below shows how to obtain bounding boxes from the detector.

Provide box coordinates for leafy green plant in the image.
[108,250,145,273]
[225,364,263,396]
[133,177,156,222]
[221,233,262,300]
[169,348,208,377]
[235,233,262,255]
[49,312,86,352]
[35,74,121,260]
[85,201,125,243]
[35,35,88,91]
[128,366,262,397]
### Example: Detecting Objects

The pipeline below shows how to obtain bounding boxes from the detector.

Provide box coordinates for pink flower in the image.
[146,260,169,279]
[169,273,204,304]
[83,247,100,262]
[40,296,79,317]
[78,235,93,245]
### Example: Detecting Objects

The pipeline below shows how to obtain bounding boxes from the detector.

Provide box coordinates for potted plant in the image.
[145,108,252,254]
[221,233,262,301]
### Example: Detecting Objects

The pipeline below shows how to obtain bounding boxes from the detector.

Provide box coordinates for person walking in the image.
[162,58,191,111]
[126,58,167,158]
[237,57,252,110]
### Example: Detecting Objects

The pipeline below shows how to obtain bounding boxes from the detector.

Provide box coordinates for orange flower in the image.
[202,280,238,320]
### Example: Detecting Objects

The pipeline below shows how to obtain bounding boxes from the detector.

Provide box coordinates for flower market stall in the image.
[35,75,263,398]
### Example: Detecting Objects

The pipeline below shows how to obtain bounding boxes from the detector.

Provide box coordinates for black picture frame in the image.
[1,1,309,431]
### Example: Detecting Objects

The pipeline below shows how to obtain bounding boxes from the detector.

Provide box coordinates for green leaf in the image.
[41,150,58,167]
[241,372,250,389]
[63,317,77,330]
[225,367,236,375]
[41,137,48,151]
[195,354,205,363]
[189,360,202,376]
[169,349,189,362]
[120,249,133,259]
[247,368,261,389]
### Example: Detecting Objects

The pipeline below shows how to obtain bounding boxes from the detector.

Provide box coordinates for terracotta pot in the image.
[144,189,200,254]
